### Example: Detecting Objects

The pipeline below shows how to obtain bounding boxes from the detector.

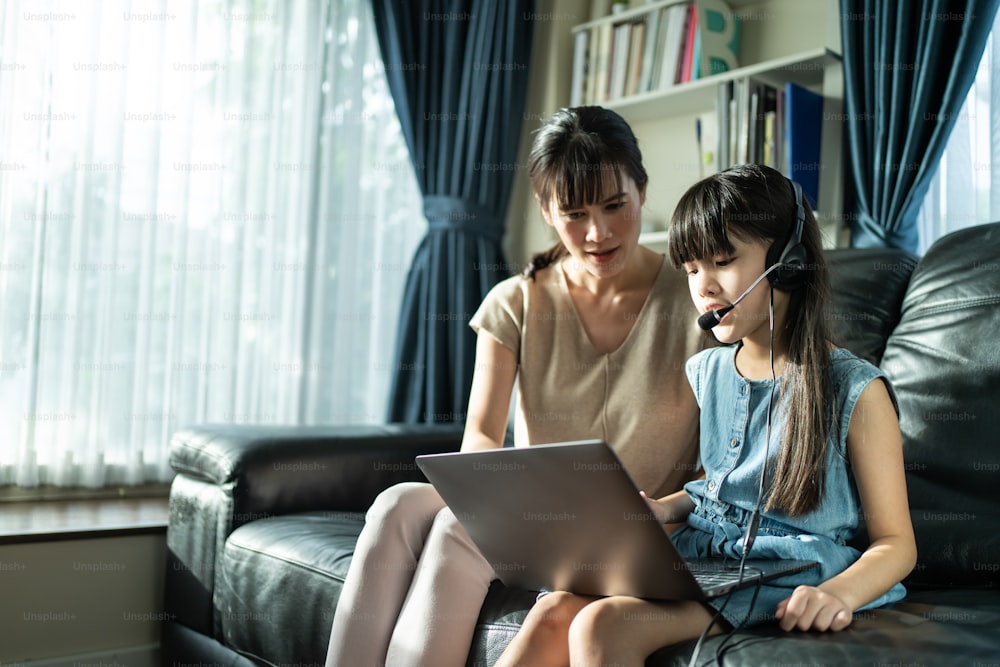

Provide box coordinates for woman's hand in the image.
[775,585,852,632]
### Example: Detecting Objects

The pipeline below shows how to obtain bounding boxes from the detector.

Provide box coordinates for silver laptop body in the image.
[415,440,816,601]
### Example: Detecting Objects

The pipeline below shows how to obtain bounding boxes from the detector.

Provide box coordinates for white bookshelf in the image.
[596,47,838,122]
[568,0,847,248]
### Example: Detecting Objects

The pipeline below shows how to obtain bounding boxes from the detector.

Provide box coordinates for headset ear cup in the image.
[767,178,808,291]
[771,242,807,290]
[765,240,783,287]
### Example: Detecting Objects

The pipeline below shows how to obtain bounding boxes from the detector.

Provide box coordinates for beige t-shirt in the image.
[469,255,707,497]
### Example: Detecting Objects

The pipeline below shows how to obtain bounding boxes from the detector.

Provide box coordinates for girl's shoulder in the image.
[827,347,899,415]
[686,344,734,369]
[684,345,736,397]
[827,347,883,384]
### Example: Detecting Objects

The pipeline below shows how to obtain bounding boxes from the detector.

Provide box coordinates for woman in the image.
[325,106,707,667]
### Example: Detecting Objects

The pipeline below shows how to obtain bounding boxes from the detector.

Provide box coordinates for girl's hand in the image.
[639,491,672,523]
[775,585,852,632]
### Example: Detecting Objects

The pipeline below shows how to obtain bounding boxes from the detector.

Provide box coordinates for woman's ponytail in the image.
[522,241,568,280]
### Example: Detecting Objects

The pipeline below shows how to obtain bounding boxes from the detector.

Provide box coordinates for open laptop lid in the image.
[417,441,692,599]
[416,440,816,600]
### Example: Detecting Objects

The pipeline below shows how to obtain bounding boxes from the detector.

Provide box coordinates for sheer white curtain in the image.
[917,9,1000,253]
[0,0,425,487]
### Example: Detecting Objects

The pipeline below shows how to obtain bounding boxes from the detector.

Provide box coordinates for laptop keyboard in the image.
[687,563,753,588]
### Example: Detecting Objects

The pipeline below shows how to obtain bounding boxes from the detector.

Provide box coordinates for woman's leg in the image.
[325,482,446,667]
[384,505,498,667]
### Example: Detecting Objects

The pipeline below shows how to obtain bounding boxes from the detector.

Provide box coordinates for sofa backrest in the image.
[826,247,919,365]
[880,221,1000,587]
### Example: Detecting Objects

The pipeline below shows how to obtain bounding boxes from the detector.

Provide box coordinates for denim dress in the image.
[669,345,907,628]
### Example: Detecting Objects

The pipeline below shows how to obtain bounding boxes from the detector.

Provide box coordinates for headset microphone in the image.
[697,304,734,330]
[696,263,784,331]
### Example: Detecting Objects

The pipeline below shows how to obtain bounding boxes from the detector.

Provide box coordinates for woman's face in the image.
[539,171,645,279]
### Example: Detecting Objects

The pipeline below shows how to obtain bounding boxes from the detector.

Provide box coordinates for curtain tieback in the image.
[424,195,503,243]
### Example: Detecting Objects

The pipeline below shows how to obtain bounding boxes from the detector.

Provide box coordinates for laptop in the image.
[415,440,817,601]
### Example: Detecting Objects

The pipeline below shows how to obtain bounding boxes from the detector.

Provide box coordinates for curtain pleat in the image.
[841,0,1000,252]
[916,9,999,251]
[992,24,1000,222]
[0,0,423,487]
[373,0,535,424]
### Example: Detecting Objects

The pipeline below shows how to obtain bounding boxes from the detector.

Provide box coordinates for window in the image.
[0,0,424,487]
[917,9,1000,253]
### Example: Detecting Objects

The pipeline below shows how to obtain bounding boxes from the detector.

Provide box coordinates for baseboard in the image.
[20,644,158,667]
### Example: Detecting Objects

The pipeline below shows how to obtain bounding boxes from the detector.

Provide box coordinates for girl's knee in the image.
[567,597,622,646]
[523,592,585,634]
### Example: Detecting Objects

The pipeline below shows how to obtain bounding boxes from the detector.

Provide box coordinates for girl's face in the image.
[539,172,645,279]
[681,235,788,347]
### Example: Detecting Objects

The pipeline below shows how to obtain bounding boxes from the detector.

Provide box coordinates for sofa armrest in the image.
[169,422,464,518]
[164,422,463,638]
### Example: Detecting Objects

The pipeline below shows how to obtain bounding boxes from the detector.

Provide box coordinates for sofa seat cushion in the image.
[652,588,1000,666]
[468,584,1000,665]
[216,511,364,665]
[467,581,537,667]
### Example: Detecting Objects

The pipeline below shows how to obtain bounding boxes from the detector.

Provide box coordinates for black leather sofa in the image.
[161,221,1000,666]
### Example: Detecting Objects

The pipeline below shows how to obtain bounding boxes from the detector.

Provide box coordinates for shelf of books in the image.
[572,0,845,244]
[570,0,840,118]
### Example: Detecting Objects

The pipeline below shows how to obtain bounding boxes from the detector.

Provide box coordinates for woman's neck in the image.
[562,246,661,298]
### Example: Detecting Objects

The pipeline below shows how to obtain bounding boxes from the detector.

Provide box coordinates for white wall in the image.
[503,0,584,269]
[0,534,166,663]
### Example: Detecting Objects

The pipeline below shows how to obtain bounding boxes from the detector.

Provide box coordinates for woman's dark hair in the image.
[668,164,833,516]
[523,106,648,279]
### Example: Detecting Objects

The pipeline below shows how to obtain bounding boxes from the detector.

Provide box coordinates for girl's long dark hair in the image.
[523,106,648,279]
[668,164,833,516]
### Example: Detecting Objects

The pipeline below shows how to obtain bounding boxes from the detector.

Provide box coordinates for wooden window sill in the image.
[0,497,169,544]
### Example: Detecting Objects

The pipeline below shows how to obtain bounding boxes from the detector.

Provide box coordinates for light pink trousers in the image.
[324,482,495,667]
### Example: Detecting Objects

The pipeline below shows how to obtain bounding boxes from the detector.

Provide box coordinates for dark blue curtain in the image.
[841,0,999,252]
[372,0,534,423]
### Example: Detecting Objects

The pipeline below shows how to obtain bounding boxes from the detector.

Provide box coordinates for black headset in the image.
[763,178,808,291]
[739,178,808,558]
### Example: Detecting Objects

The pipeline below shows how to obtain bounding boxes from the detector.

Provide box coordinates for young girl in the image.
[325,107,707,667]
[495,164,917,666]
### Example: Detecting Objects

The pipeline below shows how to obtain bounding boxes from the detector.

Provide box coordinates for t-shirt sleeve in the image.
[468,276,524,355]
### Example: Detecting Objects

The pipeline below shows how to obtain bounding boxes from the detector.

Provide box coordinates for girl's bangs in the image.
[667,186,737,266]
